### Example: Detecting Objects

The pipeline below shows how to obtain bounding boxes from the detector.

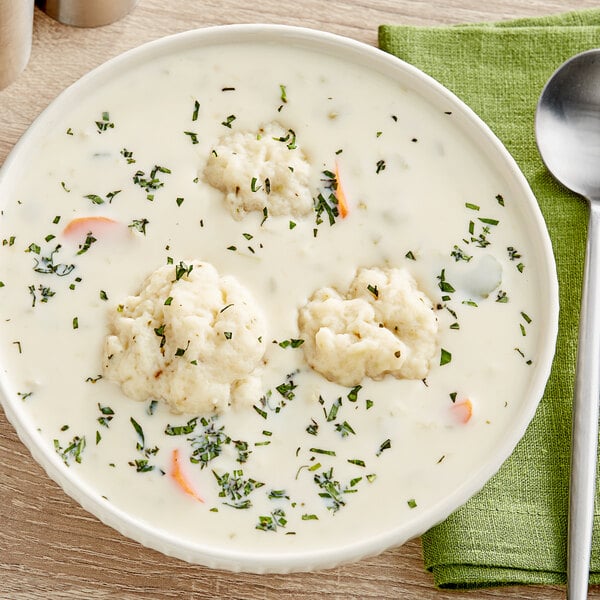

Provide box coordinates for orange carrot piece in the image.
[334,162,349,218]
[63,216,117,238]
[451,399,473,424]
[171,448,204,503]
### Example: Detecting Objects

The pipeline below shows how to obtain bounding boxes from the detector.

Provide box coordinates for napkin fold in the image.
[379,9,600,589]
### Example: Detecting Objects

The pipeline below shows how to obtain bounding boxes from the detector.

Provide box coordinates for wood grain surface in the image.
[1,1,598,598]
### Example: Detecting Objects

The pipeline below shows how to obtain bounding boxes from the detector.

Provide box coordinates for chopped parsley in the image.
[184,131,199,144]
[95,111,114,133]
[83,190,121,205]
[277,338,304,349]
[440,348,452,366]
[213,469,264,509]
[221,114,236,128]
[54,435,86,465]
[128,218,149,235]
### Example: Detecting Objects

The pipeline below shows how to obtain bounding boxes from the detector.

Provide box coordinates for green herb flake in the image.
[128,218,149,235]
[478,217,499,226]
[335,421,356,437]
[376,439,391,456]
[507,246,522,261]
[496,290,509,303]
[347,385,362,402]
[325,397,342,422]
[275,376,297,402]
[97,404,115,428]
[437,269,456,294]
[77,232,97,255]
[120,148,136,164]
[184,131,199,144]
[84,190,121,205]
[279,84,288,104]
[407,498,417,509]
[154,323,166,347]
[306,419,319,435]
[175,340,190,356]
[310,447,336,456]
[250,177,261,192]
[72,317,79,329]
[256,508,288,532]
[54,435,86,465]
[221,114,236,128]
[192,99,200,121]
[165,417,198,436]
[95,111,114,133]
[313,467,351,513]
[213,468,264,509]
[260,207,269,226]
[253,405,268,420]
[451,245,472,262]
[175,260,193,280]
[278,338,304,349]
[440,348,452,366]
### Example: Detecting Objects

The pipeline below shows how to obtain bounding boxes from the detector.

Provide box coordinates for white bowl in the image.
[0,24,558,573]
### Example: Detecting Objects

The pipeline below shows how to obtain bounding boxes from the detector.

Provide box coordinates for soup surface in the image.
[0,36,546,562]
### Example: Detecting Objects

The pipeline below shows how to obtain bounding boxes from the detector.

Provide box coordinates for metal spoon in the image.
[535,49,600,600]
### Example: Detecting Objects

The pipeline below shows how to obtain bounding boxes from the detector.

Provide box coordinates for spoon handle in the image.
[568,200,600,600]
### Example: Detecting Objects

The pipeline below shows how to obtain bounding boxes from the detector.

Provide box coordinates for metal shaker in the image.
[36,0,139,28]
[0,0,34,91]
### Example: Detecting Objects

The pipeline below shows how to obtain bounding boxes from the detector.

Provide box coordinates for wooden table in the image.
[1,1,598,598]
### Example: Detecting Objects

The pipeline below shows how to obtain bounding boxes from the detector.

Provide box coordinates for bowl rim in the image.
[0,22,559,573]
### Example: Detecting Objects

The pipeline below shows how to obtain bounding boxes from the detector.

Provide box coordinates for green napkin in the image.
[379,9,600,589]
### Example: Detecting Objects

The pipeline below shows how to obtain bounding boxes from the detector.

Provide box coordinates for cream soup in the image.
[0,33,548,566]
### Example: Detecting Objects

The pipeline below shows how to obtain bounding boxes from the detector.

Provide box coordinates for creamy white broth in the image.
[0,40,541,555]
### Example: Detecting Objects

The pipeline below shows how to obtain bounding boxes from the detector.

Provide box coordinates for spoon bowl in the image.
[535,48,600,600]
[537,49,600,199]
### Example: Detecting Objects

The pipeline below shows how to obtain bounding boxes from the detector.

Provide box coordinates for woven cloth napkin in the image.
[379,9,600,589]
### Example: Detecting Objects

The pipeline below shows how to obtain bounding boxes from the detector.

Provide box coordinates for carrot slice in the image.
[451,399,473,424]
[171,448,204,503]
[334,162,349,218]
[63,216,117,238]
